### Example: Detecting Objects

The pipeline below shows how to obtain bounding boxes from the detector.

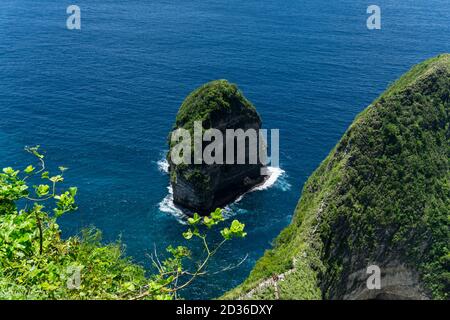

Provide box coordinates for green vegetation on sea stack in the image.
[174,79,260,132]
[224,54,450,300]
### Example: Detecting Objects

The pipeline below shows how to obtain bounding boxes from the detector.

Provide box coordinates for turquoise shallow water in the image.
[0,0,449,299]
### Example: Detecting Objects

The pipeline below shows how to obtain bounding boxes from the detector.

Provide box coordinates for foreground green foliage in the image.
[225,54,449,300]
[0,147,247,300]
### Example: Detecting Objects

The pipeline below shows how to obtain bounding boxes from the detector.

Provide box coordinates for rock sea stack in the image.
[168,80,266,215]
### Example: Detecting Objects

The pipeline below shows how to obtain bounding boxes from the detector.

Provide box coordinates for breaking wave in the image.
[157,158,290,223]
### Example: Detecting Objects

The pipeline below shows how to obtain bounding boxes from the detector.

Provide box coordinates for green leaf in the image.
[123,282,135,291]
[203,216,214,228]
[3,167,18,177]
[187,213,201,226]
[35,184,50,197]
[69,187,78,197]
[24,165,35,174]
[49,175,64,183]
[182,229,193,240]
[211,208,224,223]
[221,228,232,240]
[221,220,247,240]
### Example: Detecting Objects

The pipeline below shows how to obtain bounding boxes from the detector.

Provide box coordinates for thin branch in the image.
[166,239,227,293]
[132,238,229,300]
[23,146,46,181]
[153,243,164,271]
[147,253,163,273]
[174,269,179,300]
[34,210,43,255]
[211,253,248,275]
[201,235,211,255]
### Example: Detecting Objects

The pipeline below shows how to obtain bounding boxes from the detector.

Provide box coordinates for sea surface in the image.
[0,0,448,299]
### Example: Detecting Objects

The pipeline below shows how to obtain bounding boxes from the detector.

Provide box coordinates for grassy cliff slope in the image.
[224,54,450,300]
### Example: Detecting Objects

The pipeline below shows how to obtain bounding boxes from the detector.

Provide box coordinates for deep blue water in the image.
[0,0,448,299]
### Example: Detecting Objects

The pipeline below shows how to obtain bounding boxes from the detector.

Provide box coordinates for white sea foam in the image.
[157,157,290,222]
[157,158,169,173]
[253,167,288,191]
[158,186,189,224]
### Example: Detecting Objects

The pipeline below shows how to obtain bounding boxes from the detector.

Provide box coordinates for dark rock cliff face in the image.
[168,80,265,214]
[224,54,450,300]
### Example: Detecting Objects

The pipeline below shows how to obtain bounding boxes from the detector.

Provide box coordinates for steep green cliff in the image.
[224,54,450,300]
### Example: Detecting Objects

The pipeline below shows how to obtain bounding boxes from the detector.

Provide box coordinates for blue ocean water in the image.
[0,0,448,299]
